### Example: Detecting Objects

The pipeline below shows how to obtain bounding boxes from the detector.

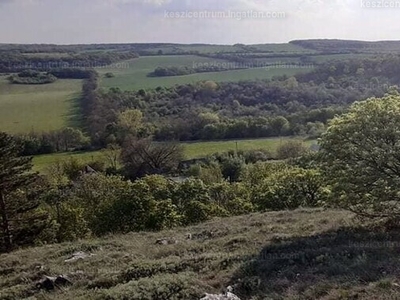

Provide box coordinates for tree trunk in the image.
[0,189,12,252]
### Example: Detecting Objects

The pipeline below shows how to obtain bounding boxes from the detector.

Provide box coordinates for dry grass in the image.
[2,208,400,299]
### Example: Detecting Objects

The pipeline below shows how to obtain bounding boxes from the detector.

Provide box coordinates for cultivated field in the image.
[0,77,82,134]
[32,137,315,172]
[96,55,312,90]
[3,208,400,299]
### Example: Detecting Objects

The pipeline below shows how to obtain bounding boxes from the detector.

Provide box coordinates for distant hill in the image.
[290,39,400,54]
[3,39,400,56]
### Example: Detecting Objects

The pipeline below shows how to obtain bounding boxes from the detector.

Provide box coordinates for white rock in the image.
[64,251,95,263]
[200,287,241,300]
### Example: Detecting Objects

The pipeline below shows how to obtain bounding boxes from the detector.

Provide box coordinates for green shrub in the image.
[276,140,309,160]
[98,273,201,300]
[242,162,327,211]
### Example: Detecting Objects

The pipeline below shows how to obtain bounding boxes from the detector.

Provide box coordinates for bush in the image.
[276,140,309,160]
[100,273,201,300]
[242,162,327,211]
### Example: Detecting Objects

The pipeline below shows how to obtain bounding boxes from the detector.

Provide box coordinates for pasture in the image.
[0,77,82,134]
[32,137,315,172]
[97,55,312,90]
[183,137,314,158]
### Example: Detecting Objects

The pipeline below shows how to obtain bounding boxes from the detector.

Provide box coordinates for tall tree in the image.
[121,138,184,179]
[319,93,400,219]
[0,132,44,252]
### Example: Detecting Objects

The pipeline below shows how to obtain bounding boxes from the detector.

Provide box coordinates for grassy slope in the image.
[0,77,82,134]
[3,208,400,299]
[32,137,315,172]
[96,56,311,91]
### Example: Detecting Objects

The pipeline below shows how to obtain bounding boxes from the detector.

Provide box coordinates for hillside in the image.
[2,208,400,300]
[290,39,400,54]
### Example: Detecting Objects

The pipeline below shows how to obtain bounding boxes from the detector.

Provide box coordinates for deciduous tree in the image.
[320,93,400,219]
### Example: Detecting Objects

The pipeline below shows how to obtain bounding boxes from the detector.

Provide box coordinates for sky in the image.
[0,0,399,44]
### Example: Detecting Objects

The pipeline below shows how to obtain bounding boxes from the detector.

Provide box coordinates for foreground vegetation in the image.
[5,208,400,299]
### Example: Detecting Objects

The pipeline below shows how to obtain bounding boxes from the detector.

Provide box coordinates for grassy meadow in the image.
[32,137,315,172]
[183,137,314,158]
[3,208,400,299]
[96,55,312,91]
[32,151,104,172]
[0,76,82,134]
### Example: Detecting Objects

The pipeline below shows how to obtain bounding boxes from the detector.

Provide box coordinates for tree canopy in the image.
[320,92,400,219]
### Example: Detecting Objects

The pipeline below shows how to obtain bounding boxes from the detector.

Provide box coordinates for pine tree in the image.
[0,132,44,252]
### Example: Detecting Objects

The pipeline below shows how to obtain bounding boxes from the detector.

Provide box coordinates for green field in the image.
[97,55,312,91]
[183,137,314,158]
[0,77,82,134]
[32,137,315,172]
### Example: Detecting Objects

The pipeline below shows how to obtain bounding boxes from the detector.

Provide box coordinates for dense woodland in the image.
[81,55,399,147]
[0,51,138,73]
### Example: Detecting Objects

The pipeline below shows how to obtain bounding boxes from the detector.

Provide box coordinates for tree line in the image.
[8,70,57,84]
[0,51,138,73]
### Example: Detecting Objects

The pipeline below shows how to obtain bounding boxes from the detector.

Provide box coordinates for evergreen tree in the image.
[0,132,46,252]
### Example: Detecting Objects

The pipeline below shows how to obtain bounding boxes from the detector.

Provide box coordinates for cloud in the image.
[0,0,399,44]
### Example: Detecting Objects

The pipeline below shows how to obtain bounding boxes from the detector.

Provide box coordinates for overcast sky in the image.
[0,0,399,44]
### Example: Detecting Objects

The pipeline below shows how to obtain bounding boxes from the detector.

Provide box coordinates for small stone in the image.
[36,275,72,291]
[64,251,95,263]
[155,238,178,245]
